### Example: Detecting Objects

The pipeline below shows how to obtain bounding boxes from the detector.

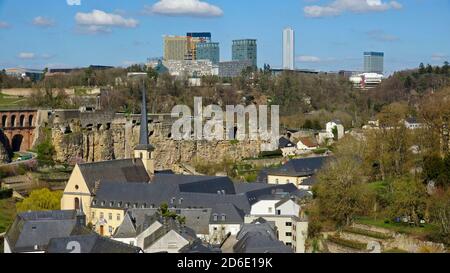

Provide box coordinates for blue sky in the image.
[0,0,449,74]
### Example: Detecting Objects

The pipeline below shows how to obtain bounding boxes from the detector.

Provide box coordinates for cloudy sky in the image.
[0,0,449,74]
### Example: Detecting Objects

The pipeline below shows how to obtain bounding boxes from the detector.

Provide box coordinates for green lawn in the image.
[356,217,440,237]
[0,93,26,108]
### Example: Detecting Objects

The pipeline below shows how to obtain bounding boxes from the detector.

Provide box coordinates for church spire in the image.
[136,84,155,151]
[134,82,155,176]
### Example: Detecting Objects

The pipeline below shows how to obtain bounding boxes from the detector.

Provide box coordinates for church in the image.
[61,86,303,238]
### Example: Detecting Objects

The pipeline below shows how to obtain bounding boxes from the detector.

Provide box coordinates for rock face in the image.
[50,110,263,169]
[0,131,11,163]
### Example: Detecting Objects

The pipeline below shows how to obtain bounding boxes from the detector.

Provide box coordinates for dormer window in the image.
[221,214,226,221]
[142,203,146,209]
[118,202,122,207]
[93,200,97,206]
[125,203,130,208]
[133,203,138,208]
[101,201,105,206]
[179,198,183,205]
[110,201,114,207]
[213,214,218,222]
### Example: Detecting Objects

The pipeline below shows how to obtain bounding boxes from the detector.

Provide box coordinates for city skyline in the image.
[0,0,449,74]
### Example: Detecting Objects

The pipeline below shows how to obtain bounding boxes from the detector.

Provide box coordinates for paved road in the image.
[0,152,37,167]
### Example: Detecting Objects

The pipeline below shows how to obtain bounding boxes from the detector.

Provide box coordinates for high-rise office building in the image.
[364,52,384,74]
[187,32,212,43]
[232,39,257,68]
[283,27,295,70]
[164,35,203,61]
[196,42,220,65]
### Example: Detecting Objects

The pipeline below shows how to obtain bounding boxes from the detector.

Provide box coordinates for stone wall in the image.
[50,110,263,169]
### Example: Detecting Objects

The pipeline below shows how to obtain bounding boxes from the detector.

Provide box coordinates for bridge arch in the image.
[11,134,24,152]
[28,115,34,127]
[19,115,25,127]
[1,115,6,128]
[11,115,17,128]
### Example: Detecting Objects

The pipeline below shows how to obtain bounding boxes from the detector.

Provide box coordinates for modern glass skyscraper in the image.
[283,28,295,70]
[364,52,384,74]
[196,42,220,65]
[232,39,257,68]
[187,32,212,43]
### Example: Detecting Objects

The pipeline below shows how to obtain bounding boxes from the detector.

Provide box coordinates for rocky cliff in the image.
[51,120,262,170]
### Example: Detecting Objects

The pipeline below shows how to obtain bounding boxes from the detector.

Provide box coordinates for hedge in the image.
[343,226,393,240]
[327,235,367,250]
[0,188,13,199]
[259,150,283,158]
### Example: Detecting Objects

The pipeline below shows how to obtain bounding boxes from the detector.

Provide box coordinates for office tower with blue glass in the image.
[364,52,384,74]
[232,39,257,68]
[196,42,220,65]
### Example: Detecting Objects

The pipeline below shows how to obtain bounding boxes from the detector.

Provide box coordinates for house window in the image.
[142,203,147,209]
[275,179,279,184]
[277,210,281,215]
[268,207,273,213]
[92,212,95,218]
[179,198,183,205]
[286,232,292,237]
[221,214,226,221]
[117,214,121,221]
[286,242,292,246]
[109,226,113,234]
[100,212,104,219]
[213,214,218,221]
[108,213,112,221]
[133,203,138,208]
[286,222,292,227]
[118,202,122,207]
[110,201,114,207]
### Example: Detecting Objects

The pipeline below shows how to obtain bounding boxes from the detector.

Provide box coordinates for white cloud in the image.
[366,30,399,42]
[297,55,321,62]
[75,10,138,34]
[431,53,448,62]
[18,52,36,60]
[304,0,402,18]
[0,21,10,29]
[147,0,223,17]
[67,0,81,6]
[33,16,55,27]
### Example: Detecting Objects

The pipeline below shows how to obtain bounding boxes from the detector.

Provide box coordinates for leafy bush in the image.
[259,150,282,158]
[0,189,13,200]
[327,235,367,250]
[16,188,62,213]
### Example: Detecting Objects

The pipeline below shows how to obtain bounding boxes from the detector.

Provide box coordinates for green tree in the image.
[389,177,427,225]
[16,188,63,213]
[426,64,433,74]
[419,63,425,74]
[36,140,56,166]
[315,155,374,226]
[428,189,450,241]
[303,119,313,129]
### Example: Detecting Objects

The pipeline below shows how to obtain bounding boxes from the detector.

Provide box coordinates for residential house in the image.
[233,218,293,253]
[4,210,89,253]
[404,117,424,130]
[264,156,328,189]
[326,120,345,140]
[279,137,297,157]
[245,197,308,253]
[46,233,143,253]
[296,136,318,151]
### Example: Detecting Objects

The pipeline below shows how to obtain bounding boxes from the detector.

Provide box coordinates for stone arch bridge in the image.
[0,109,37,152]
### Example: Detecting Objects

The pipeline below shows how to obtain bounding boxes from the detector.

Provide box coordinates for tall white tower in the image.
[283,27,295,70]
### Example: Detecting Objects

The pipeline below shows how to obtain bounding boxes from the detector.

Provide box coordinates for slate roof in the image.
[302,176,317,186]
[143,218,197,250]
[46,234,142,253]
[179,240,222,253]
[4,210,84,253]
[278,137,296,149]
[78,159,150,192]
[265,156,329,177]
[233,222,293,253]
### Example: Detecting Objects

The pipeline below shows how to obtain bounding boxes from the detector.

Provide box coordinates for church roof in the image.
[78,159,150,192]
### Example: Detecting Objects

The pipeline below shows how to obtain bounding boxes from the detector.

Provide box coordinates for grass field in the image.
[0,93,26,109]
[356,217,439,237]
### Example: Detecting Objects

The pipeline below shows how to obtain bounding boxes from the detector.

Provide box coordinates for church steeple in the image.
[134,84,155,175]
